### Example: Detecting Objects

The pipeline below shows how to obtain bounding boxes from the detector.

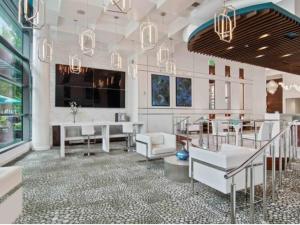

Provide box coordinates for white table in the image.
[56,122,143,158]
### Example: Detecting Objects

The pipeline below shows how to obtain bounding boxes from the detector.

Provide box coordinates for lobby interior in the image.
[1,0,300,224]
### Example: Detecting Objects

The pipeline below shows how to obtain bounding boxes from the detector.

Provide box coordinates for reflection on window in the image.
[0,5,22,51]
[0,79,23,148]
[0,1,31,151]
[225,81,231,109]
[225,65,230,77]
[240,83,245,110]
[239,68,245,110]
[209,80,215,110]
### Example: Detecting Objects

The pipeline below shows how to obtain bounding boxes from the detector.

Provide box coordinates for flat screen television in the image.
[55,64,125,108]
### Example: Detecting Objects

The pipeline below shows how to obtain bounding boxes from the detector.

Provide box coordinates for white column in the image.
[32,27,50,151]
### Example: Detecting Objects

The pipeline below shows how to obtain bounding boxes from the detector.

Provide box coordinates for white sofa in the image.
[189,144,263,194]
[0,166,22,224]
[136,133,177,159]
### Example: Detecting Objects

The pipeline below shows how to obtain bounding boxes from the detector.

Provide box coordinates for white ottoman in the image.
[0,166,22,224]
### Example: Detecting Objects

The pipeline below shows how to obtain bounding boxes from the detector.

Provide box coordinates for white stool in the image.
[81,125,95,156]
[122,123,134,151]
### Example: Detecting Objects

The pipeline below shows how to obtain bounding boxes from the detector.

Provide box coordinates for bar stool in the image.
[122,123,134,152]
[81,125,95,156]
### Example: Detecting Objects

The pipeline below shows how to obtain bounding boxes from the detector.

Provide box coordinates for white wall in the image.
[137,43,266,133]
[49,37,136,125]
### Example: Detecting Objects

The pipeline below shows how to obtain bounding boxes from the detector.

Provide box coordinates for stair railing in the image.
[224,121,298,224]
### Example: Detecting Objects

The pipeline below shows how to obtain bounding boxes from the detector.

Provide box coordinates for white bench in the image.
[189,144,263,194]
[0,166,22,224]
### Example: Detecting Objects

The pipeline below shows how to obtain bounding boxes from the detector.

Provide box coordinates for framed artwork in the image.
[176,77,192,107]
[151,74,170,106]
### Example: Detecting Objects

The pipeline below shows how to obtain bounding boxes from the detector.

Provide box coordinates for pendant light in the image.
[128,40,138,79]
[79,0,96,57]
[157,12,170,67]
[111,16,122,70]
[165,38,176,75]
[214,0,236,43]
[109,0,132,14]
[18,0,45,29]
[38,38,53,63]
[69,20,82,74]
[266,80,279,95]
[140,17,158,51]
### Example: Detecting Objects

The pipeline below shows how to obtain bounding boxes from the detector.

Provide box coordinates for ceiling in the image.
[188,2,300,75]
[43,0,292,58]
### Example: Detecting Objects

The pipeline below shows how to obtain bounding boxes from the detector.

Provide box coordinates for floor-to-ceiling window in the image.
[0,0,32,151]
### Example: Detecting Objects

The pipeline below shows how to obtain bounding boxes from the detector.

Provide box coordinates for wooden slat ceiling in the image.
[188,3,300,75]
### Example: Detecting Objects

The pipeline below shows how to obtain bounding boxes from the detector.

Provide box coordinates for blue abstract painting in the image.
[176,77,192,107]
[151,74,170,107]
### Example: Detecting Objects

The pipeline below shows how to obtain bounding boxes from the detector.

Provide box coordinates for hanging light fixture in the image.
[266,80,279,95]
[110,16,122,69]
[156,12,169,67]
[214,0,236,43]
[18,0,45,29]
[111,51,122,69]
[108,0,132,14]
[69,20,82,74]
[140,18,158,51]
[165,38,176,75]
[69,55,82,74]
[80,29,95,56]
[79,0,96,56]
[128,40,138,79]
[38,38,53,63]
[128,59,138,79]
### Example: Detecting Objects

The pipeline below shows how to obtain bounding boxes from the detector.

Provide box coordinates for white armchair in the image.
[136,133,177,159]
[190,144,263,194]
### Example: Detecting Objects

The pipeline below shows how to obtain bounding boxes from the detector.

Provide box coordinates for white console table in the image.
[54,122,143,158]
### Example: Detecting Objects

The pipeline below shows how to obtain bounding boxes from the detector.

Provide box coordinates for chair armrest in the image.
[162,133,176,148]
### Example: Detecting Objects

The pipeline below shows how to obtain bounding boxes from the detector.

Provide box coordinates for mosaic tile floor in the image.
[11,143,300,224]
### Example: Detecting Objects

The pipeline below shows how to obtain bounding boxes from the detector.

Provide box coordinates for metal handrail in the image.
[173,116,190,126]
[224,120,297,179]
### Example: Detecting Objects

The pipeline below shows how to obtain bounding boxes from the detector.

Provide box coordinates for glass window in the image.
[209,80,215,110]
[225,65,230,77]
[240,83,245,110]
[225,81,231,109]
[0,5,22,51]
[0,1,32,152]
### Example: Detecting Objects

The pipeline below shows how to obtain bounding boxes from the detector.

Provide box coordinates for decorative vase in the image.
[176,149,189,161]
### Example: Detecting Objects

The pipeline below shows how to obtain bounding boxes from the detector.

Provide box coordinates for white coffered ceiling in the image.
[43,0,293,56]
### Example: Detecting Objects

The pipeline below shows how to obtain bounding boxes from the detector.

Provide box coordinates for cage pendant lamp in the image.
[140,19,158,51]
[111,51,122,69]
[157,42,170,66]
[18,0,45,29]
[128,59,138,79]
[214,1,236,43]
[69,20,82,74]
[79,0,96,56]
[69,55,82,74]
[38,38,53,63]
[166,60,176,75]
[79,28,95,56]
[110,0,131,14]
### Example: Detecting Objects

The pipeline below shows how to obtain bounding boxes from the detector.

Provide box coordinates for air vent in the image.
[284,32,299,40]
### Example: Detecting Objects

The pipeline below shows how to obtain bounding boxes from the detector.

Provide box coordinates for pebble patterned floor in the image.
[10,143,300,224]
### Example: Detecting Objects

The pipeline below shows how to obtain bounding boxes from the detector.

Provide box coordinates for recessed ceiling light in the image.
[255,54,265,58]
[258,46,268,51]
[281,53,293,58]
[227,46,234,50]
[244,44,249,48]
[259,33,270,39]
[77,10,85,15]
